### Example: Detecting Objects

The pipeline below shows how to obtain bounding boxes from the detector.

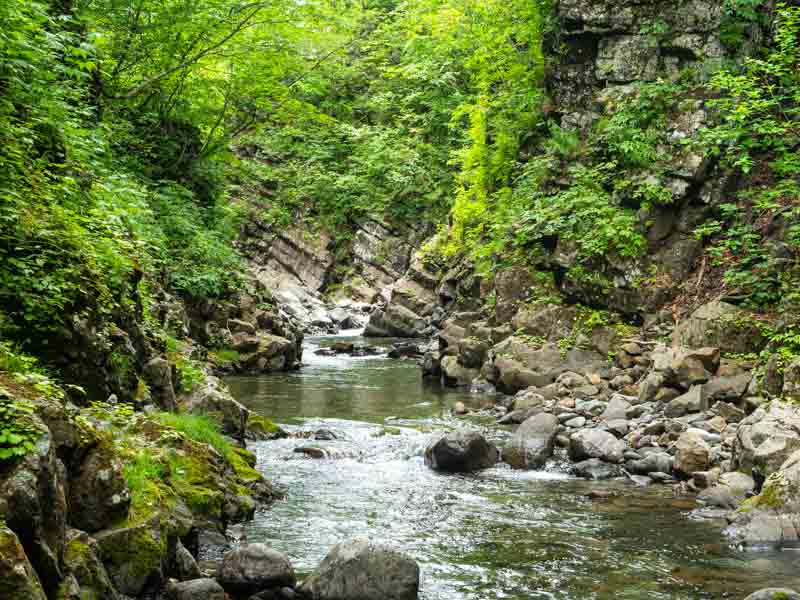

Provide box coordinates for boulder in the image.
[732,401,800,479]
[142,357,177,411]
[628,452,673,475]
[672,301,767,354]
[568,430,626,463]
[726,449,800,547]
[57,529,120,600]
[600,395,631,421]
[573,459,622,480]
[494,266,535,322]
[507,413,559,469]
[68,444,131,533]
[440,355,480,387]
[218,544,295,596]
[783,357,800,400]
[298,538,419,600]
[424,432,499,473]
[0,414,67,596]
[173,540,201,581]
[664,386,706,418]
[94,515,170,596]
[702,373,751,404]
[183,376,249,442]
[0,526,47,600]
[364,304,426,338]
[168,578,226,600]
[744,590,800,600]
[457,338,490,369]
[674,430,711,477]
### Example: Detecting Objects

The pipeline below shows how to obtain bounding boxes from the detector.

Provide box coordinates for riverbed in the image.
[226,333,800,600]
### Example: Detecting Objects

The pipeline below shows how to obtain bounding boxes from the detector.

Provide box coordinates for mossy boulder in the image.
[68,443,131,532]
[246,414,287,441]
[94,514,171,596]
[0,526,47,600]
[672,301,767,354]
[726,449,800,547]
[183,376,249,442]
[56,529,120,600]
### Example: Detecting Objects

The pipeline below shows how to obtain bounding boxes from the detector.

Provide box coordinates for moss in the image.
[168,452,224,518]
[210,348,240,363]
[247,414,282,436]
[228,447,263,484]
[102,524,165,594]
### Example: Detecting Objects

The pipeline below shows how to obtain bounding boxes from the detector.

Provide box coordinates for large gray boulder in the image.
[732,401,800,480]
[364,304,426,338]
[218,544,295,596]
[506,413,559,469]
[672,301,767,354]
[424,432,498,473]
[568,430,625,463]
[142,357,177,411]
[726,449,800,547]
[298,538,419,600]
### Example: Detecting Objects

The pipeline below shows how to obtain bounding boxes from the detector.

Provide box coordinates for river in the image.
[226,333,800,600]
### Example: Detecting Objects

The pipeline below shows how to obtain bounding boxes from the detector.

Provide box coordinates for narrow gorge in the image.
[1,0,799,599]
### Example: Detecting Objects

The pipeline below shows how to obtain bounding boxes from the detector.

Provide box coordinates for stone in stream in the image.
[218,543,295,596]
[568,429,626,464]
[424,432,499,473]
[298,538,419,600]
[573,459,622,480]
[166,578,226,600]
[504,413,559,469]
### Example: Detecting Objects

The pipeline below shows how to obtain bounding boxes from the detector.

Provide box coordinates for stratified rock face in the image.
[732,402,800,480]
[68,444,131,533]
[726,449,800,547]
[218,543,295,596]
[298,538,419,600]
[0,526,47,600]
[424,432,499,473]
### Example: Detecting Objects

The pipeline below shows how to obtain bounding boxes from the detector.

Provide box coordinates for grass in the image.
[152,412,233,459]
[122,451,169,522]
[211,348,241,363]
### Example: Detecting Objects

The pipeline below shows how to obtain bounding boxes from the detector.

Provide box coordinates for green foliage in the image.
[123,452,168,518]
[0,392,42,461]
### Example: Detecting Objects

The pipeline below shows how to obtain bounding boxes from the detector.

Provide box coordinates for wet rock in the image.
[167,577,226,600]
[674,430,711,477]
[0,525,47,600]
[732,401,800,480]
[628,452,673,476]
[298,537,419,600]
[388,343,423,359]
[568,430,625,463]
[573,458,622,480]
[69,443,131,533]
[294,446,327,459]
[424,432,499,473]
[441,355,480,387]
[744,589,800,600]
[508,413,559,469]
[218,544,294,596]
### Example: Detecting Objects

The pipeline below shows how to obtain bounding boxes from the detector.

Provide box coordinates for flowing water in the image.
[226,333,800,600]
